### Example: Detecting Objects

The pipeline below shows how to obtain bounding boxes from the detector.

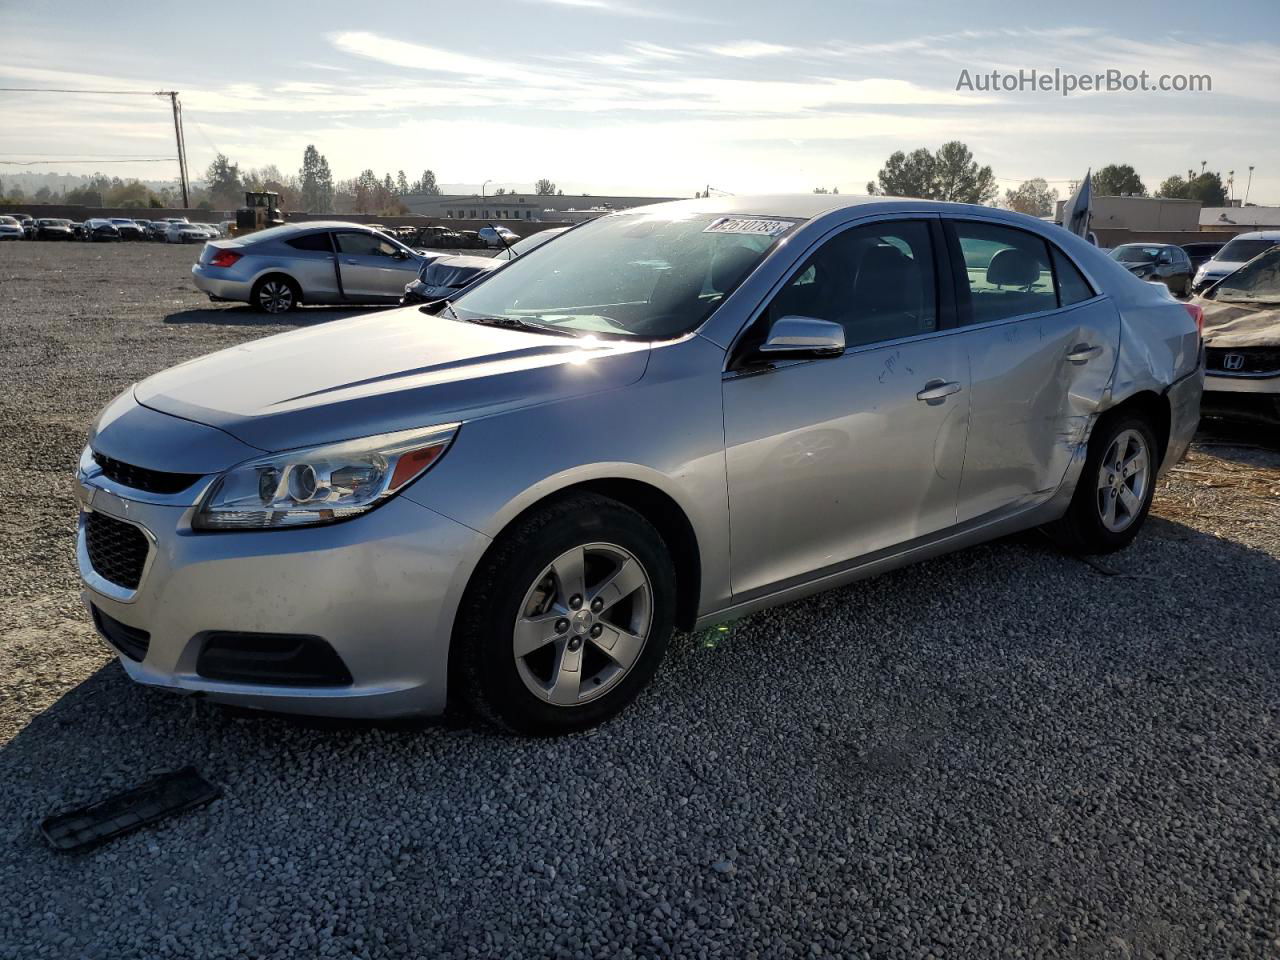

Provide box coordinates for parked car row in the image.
[0,213,228,243]
[399,224,519,250]
[189,222,564,313]
[1104,232,1280,300]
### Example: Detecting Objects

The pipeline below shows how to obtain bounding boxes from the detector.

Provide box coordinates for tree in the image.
[1156,170,1228,206]
[396,170,409,196]
[34,185,52,202]
[535,178,557,196]
[867,141,996,204]
[205,153,242,209]
[1091,164,1146,197]
[299,145,334,213]
[1003,178,1058,217]
[932,141,997,204]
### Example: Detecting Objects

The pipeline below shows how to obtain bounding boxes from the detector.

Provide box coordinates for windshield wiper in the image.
[456,315,581,338]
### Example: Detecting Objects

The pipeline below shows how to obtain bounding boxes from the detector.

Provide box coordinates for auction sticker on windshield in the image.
[703,217,794,237]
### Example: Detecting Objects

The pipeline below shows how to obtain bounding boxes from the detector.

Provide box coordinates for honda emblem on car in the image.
[1223,353,1245,371]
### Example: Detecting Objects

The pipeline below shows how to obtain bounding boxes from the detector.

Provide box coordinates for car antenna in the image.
[487,222,515,259]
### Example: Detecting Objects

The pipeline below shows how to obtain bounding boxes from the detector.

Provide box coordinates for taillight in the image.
[209,249,242,269]
[1181,301,1204,336]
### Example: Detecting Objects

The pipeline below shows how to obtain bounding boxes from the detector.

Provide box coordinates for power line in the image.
[0,86,190,205]
[0,158,177,165]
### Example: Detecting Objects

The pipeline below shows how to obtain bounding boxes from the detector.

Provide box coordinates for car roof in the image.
[1228,230,1280,241]
[612,193,1083,230]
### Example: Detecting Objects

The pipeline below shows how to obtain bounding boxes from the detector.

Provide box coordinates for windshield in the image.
[1211,249,1280,304]
[1216,238,1279,264]
[1110,245,1165,263]
[451,211,794,338]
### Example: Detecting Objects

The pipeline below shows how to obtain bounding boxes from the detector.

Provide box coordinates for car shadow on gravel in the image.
[4,515,1280,958]
[163,305,388,327]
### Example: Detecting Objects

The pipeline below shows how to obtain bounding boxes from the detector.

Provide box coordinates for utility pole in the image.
[1245,166,1255,205]
[157,91,190,208]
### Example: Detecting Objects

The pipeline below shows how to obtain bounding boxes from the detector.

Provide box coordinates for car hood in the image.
[1195,296,1280,349]
[1198,261,1243,277]
[135,307,652,451]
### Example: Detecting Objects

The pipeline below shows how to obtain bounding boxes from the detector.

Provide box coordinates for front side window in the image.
[952,222,1056,324]
[451,210,792,339]
[759,220,938,349]
[335,232,401,257]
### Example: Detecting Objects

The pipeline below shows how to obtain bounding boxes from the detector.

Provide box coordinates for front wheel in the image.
[1049,413,1158,553]
[454,494,676,735]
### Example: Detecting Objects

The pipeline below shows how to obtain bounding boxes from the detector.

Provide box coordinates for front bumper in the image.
[76,472,490,718]
[1204,371,1280,396]
[191,265,253,302]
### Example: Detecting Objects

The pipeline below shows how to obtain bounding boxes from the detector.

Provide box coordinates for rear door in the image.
[945,219,1120,523]
[334,231,421,300]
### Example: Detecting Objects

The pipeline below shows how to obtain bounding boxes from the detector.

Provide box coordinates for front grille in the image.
[90,605,151,662]
[1206,347,1280,375]
[92,450,200,495]
[84,512,149,591]
[196,633,354,687]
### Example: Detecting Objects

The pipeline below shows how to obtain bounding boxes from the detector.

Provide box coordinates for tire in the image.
[454,493,676,736]
[1048,412,1158,554]
[252,275,301,314]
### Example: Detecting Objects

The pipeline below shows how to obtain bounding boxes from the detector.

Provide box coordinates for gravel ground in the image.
[1,241,1278,959]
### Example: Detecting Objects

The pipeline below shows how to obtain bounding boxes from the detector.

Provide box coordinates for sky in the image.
[1,0,1279,204]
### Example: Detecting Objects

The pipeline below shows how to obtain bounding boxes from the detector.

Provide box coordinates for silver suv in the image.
[77,196,1202,734]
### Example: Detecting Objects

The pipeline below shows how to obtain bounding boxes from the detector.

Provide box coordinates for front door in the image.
[334,231,420,300]
[945,219,1121,523]
[722,219,970,600]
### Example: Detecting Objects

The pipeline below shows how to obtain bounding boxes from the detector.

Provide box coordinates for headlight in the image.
[193,423,458,530]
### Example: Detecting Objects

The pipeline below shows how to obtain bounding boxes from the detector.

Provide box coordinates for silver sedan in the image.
[78,195,1202,735]
[191,222,426,312]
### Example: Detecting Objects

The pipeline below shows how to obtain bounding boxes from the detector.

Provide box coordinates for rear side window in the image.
[951,222,1056,324]
[1051,248,1096,306]
[286,232,332,252]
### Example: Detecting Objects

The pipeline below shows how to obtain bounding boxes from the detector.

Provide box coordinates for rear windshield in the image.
[1217,238,1280,263]
[452,211,794,339]
[1110,245,1166,263]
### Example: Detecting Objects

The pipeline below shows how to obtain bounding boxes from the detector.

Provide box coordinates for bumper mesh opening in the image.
[91,605,151,662]
[196,633,354,687]
[84,512,149,590]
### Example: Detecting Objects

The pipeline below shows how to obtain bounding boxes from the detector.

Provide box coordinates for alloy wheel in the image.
[1096,428,1150,533]
[513,542,653,707]
[259,281,294,314]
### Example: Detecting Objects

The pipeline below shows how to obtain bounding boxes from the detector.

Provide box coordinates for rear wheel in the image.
[252,275,300,314]
[454,494,676,735]
[1049,413,1158,553]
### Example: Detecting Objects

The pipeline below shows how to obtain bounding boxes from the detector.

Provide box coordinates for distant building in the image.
[1055,195,1202,232]
[401,192,681,222]
[1199,206,1280,233]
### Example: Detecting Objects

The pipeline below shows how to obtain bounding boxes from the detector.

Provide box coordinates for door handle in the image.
[1066,343,1104,364]
[343,258,359,264]
[916,380,962,404]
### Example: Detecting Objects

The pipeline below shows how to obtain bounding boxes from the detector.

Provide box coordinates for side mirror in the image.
[758,316,845,357]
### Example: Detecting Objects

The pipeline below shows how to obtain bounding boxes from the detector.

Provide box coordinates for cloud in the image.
[517,0,711,22]
[701,41,794,58]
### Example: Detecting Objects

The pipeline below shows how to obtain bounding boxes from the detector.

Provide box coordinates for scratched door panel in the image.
[723,336,969,600]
